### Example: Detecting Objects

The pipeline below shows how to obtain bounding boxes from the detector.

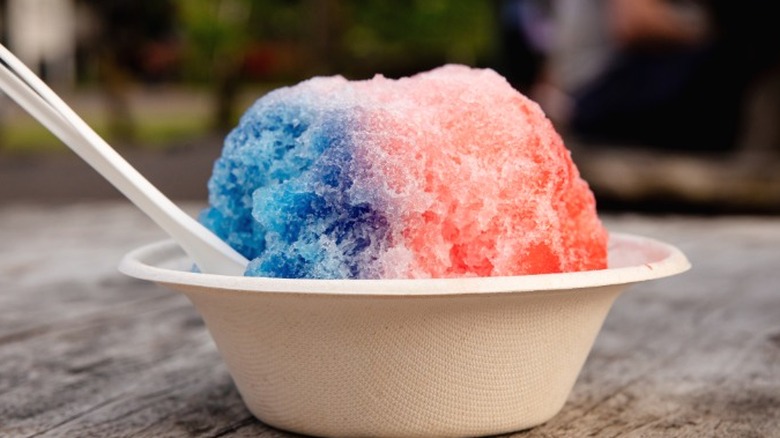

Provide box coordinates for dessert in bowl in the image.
[121,66,689,436]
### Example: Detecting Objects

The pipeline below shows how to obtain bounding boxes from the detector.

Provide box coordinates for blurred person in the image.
[530,0,780,152]
[498,0,554,93]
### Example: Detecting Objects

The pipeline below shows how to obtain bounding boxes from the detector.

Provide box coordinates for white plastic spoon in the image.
[0,45,248,275]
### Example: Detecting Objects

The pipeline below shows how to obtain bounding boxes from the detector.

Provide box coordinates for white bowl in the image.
[120,232,689,437]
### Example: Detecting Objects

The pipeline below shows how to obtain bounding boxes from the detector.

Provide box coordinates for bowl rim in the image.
[119,232,690,296]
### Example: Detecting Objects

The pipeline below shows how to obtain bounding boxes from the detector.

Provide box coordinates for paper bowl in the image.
[119,232,689,437]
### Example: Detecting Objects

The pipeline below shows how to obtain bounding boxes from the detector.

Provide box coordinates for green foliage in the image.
[343,0,495,69]
[175,0,254,81]
[175,0,496,81]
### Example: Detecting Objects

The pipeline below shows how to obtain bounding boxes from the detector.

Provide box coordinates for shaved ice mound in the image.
[200,65,608,279]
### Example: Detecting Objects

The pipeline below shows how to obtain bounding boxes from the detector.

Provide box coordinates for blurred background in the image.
[1,0,779,213]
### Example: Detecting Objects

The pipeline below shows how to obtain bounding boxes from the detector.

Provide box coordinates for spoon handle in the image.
[0,46,248,275]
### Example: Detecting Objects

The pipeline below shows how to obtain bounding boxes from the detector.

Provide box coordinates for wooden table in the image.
[1,202,778,437]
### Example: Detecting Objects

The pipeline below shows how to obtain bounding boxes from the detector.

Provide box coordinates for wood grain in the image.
[1,203,778,437]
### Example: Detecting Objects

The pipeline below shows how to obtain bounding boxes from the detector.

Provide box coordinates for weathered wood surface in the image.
[1,203,778,437]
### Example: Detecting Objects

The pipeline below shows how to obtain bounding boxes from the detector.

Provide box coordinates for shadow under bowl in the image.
[119,232,689,438]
